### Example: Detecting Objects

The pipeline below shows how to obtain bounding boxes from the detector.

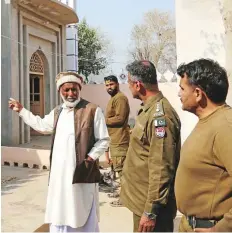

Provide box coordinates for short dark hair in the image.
[126,60,158,85]
[177,59,229,103]
[104,75,118,83]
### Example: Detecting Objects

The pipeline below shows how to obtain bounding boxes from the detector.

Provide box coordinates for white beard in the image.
[60,93,81,108]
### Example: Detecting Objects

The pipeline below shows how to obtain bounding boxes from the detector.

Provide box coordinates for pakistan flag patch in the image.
[154,118,166,127]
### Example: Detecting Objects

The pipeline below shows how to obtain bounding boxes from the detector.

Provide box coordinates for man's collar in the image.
[142,92,163,112]
[111,91,120,98]
[61,103,67,108]
[61,103,74,112]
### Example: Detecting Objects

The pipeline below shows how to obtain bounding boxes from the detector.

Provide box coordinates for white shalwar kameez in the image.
[19,104,110,232]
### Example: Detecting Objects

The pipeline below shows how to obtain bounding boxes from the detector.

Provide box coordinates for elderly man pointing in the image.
[8,72,110,232]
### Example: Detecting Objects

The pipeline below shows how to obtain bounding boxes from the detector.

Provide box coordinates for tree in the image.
[129,9,176,73]
[78,19,108,83]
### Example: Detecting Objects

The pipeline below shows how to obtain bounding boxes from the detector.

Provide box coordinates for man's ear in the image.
[195,87,203,101]
[135,81,141,90]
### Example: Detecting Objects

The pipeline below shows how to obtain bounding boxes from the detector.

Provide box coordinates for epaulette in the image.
[154,100,165,117]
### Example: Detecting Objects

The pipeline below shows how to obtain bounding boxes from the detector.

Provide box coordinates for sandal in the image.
[110,199,124,207]
[107,192,120,198]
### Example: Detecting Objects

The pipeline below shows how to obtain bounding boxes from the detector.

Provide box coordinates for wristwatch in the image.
[144,212,157,220]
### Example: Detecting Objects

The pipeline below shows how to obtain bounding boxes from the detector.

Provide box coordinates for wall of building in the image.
[221,0,232,106]
[176,0,226,65]
[1,1,72,146]
[176,0,232,106]
[1,2,12,146]
[175,0,232,142]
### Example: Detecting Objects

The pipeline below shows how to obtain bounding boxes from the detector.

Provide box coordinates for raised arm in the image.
[9,98,54,134]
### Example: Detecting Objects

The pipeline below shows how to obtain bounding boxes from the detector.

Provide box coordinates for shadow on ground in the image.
[1,166,48,196]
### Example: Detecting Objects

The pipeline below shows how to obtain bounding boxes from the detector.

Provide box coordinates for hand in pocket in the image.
[84,158,94,169]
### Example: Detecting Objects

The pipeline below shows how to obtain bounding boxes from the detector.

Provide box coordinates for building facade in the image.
[1,0,78,145]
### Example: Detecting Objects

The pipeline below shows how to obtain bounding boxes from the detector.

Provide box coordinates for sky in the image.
[76,0,175,78]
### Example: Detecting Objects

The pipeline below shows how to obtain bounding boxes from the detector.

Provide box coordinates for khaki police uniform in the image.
[105,91,130,176]
[120,92,181,232]
[175,104,232,232]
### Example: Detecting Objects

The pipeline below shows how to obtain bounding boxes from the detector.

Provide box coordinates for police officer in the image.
[120,60,181,232]
[104,75,130,207]
[175,59,232,232]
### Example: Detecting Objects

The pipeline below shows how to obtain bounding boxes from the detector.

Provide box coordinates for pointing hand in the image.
[8,98,23,113]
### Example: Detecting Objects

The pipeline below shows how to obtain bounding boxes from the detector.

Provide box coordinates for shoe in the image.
[99,184,116,193]
[107,191,120,198]
[110,199,124,207]
[102,171,120,188]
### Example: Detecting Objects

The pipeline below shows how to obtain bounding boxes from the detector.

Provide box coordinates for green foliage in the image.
[78,19,107,82]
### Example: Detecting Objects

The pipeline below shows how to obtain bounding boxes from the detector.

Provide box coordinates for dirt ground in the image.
[1,166,181,232]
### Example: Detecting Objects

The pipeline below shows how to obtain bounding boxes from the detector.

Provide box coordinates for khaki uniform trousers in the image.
[110,144,128,178]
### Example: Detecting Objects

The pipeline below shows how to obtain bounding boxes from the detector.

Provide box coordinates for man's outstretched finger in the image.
[138,223,143,232]
[147,225,154,232]
[143,225,149,232]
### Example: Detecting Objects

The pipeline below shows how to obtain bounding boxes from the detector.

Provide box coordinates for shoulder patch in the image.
[155,127,166,138]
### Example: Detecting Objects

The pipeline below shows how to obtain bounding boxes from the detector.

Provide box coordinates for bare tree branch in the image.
[129,9,176,72]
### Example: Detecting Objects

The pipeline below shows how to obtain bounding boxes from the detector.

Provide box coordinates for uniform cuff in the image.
[144,202,164,215]
[144,202,153,213]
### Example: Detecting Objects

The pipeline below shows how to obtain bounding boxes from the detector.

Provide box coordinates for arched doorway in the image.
[29,51,44,135]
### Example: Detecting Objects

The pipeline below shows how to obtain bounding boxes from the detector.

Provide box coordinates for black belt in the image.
[187,216,218,229]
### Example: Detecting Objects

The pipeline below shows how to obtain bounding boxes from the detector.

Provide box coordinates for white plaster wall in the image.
[221,0,232,106]
[176,0,226,66]
[175,0,232,141]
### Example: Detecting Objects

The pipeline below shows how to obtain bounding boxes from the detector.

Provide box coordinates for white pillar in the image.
[60,0,67,5]
[65,0,78,72]
[67,0,74,9]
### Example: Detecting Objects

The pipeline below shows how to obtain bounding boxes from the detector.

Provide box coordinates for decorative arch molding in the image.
[29,51,44,74]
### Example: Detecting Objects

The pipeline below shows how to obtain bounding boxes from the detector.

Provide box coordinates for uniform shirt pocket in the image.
[132,124,145,142]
